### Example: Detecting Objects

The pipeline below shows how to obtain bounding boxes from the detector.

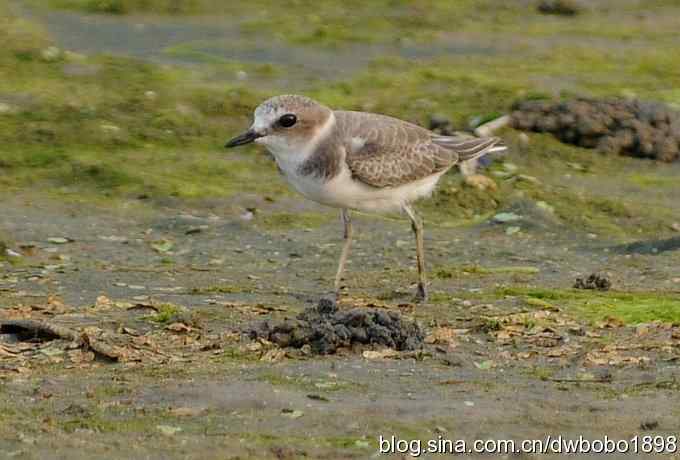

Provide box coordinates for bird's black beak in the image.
[224,129,262,148]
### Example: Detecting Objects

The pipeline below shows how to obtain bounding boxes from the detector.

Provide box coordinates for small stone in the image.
[41,46,61,61]
[517,174,541,185]
[0,102,14,115]
[47,237,71,244]
[128,285,146,290]
[671,222,680,232]
[464,401,475,407]
[464,174,497,192]
[156,425,182,436]
[144,90,157,100]
[5,249,22,258]
[235,70,248,81]
[505,226,521,236]
[100,123,121,133]
[518,132,530,149]
[493,212,521,223]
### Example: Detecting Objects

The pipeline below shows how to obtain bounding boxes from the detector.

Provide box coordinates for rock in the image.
[464,174,497,192]
[493,212,521,223]
[505,226,521,235]
[671,222,680,232]
[144,90,158,100]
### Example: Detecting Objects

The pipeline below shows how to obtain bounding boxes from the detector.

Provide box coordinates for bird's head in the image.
[225,94,333,156]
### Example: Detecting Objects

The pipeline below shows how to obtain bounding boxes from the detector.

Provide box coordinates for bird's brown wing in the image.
[337,111,504,188]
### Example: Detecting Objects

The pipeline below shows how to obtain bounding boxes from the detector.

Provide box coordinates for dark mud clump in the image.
[574,272,612,291]
[537,0,581,16]
[248,301,424,354]
[511,98,680,162]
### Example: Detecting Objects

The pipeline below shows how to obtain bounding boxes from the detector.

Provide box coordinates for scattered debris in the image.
[574,273,612,291]
[0,320,123,362]
[512,98,680,162]
[248,301,424,354]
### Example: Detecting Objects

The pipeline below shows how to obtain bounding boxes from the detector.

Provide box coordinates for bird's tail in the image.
[432,135,507,163]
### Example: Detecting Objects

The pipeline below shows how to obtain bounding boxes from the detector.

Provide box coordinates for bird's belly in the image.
[284,168,445,213]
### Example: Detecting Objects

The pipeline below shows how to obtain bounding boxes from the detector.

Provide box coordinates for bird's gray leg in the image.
[403,204,427,302]
[333,208,353,301]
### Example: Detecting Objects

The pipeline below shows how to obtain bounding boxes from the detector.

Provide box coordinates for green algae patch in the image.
[434,265,540,279]
[258,211,332,230]
[500,287,680,325]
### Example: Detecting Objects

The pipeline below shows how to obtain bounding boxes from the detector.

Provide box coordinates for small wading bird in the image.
[226,95,506,303]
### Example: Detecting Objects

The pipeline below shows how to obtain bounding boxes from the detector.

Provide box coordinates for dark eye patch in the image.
[278,113,297,128]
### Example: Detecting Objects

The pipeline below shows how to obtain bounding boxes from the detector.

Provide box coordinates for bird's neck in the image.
[271,113,338,179]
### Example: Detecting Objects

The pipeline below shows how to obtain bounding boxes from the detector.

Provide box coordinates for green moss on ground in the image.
[500,287,680,325]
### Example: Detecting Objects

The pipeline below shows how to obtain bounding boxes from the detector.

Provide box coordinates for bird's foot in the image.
[414,283,428,303]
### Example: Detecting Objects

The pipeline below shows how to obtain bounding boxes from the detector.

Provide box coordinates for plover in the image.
[225,95,506,302]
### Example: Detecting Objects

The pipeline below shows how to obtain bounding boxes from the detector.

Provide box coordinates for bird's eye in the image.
[278,113,297,128]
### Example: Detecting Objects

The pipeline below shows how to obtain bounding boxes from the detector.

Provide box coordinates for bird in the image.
[225,95,506,303]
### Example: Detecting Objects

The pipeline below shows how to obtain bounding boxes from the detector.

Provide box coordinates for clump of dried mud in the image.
[248,299,424,354]
[574,272,612,291]
[511,98,680,162]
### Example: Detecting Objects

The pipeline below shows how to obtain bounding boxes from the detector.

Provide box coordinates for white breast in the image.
[280,162,444,213]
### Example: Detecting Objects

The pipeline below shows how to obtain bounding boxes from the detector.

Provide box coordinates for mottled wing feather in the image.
[337,111,504,188]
